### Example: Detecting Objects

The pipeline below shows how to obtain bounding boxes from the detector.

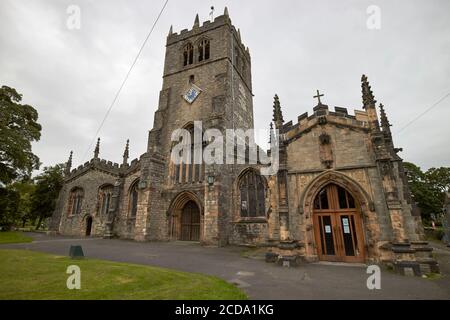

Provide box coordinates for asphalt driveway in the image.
[2,232,449,300]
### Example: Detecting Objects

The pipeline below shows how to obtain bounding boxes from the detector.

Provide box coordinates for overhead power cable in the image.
[82,0,169,161]
[395,91,450,136]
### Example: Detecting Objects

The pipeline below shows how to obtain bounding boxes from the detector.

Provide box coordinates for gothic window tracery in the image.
[98,184,114,215]
[68,187,84,216]
[239,170,266,217]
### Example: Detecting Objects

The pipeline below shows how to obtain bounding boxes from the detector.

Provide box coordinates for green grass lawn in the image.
[0,249,247,300]
[0,232,33,244]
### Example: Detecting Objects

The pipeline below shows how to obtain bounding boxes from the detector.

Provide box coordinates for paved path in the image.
[2,233,450,300]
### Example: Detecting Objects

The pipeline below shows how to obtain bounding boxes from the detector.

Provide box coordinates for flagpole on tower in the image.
[210,6,215,21]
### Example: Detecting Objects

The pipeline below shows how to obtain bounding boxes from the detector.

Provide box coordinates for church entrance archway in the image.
[85,216,93,236]
[169,191,203,242]
[180,201,200,241]
[312,184,365,263]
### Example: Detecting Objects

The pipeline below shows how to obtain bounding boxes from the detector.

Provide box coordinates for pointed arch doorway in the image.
[313,184,365,263]
[169,192,203,242]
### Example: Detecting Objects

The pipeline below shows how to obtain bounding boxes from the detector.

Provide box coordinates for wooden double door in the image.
[312,184,365,263]
[180,201,200,241]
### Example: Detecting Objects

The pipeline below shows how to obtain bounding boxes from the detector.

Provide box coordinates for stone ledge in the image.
[233,218,268,224]
[392,247,416,254]
[417,259,440,274]
[413,246,433,252]
[278,241,303,250]
[394,261,421,276]
[410,241,429,246]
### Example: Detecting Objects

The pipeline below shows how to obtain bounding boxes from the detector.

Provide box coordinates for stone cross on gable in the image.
[313,89,324,105]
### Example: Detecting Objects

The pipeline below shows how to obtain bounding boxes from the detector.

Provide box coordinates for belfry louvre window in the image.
[183,43,194,66]
[68,188,84,216]
[239,171,266,217]
[198,39,210,62]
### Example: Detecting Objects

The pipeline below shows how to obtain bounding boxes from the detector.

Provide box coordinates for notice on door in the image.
[342,218,350,234]
[325,225,331,233]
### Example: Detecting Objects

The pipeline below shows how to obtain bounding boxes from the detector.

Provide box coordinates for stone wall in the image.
[112,169,141,239]
[230,221,269,245]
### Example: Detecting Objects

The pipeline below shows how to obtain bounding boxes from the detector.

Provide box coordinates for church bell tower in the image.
[135,8,255,245]
[147,7,254,156]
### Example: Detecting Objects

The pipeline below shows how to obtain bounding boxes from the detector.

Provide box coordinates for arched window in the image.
[239,170,266,217]
[68,187,84,216]
[313,184,356,210]
[183,43,194,66]
[129,180,139,218]
[98,184,114,215]
[198,39,210,62]
[172,124,204,184]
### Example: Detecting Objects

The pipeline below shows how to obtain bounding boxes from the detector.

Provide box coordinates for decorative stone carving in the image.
[319,133,331,145]
[318,116,327,125]
[319,133,333,169]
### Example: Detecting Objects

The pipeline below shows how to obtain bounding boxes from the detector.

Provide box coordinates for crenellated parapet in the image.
[281,105,371,144]
[64,138,141,182]
[66,159,119,181]
[65,157,141,182]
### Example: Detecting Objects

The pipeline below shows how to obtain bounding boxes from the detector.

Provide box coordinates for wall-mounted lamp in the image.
[207,175,215,186]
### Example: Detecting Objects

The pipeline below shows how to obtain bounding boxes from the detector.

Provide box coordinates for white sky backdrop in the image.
[1,0,449,172]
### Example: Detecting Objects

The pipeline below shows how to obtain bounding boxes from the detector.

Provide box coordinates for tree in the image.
[0,85,41,184]
[29,164,65,230]
[403,162,450,223]
[0,179,35,229]
[425,167,450,193]
[0,186,20,230]
[11,179,35,227]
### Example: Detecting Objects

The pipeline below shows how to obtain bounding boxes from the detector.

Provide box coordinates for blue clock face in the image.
[183,86,201,104]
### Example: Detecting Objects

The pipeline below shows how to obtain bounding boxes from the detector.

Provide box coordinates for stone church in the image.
[50,8,438,275]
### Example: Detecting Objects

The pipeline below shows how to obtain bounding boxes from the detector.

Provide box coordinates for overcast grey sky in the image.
[1,0,449,172]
